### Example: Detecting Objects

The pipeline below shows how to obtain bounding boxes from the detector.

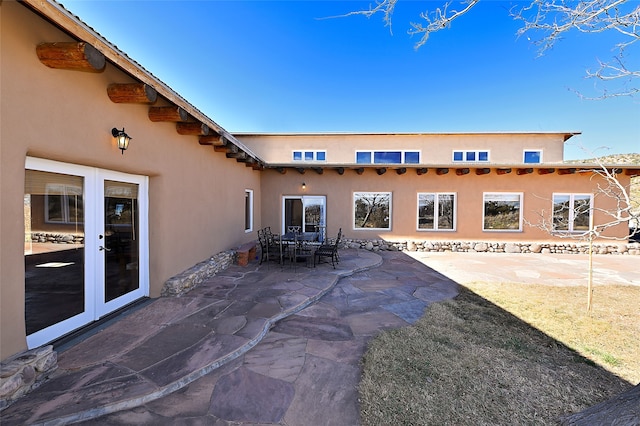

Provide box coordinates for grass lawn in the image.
[358,283,638,425]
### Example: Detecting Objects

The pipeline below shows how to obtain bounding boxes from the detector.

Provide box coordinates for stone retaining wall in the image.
[0,346,57,412]
[27,232,84,244]
[161,249,235,297]
[341,239,640,255]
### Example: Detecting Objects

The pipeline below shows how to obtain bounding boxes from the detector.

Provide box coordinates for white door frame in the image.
[25,157,149,348]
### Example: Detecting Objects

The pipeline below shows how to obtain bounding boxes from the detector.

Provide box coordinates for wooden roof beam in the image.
[312,167,324,175]
[496,168,512,175]
[177,121,209,136]
[436,168,449,175]
[149,105,188,122]
[376,168,387,175]
[557,168,576,175]
[517,168,533,175]
[396,168,407,175]
[625,169,640,177]
[296,168,306,174]
[276,167,286,174]
[199,135,225,146]
[475,168,491,175]
[355,168,365,175]
[456,168,470,176]
[36,42,106,72]
[107,83,157,104]
[537,168,555,175]
[416,168,428,175]
[335,167,345,175]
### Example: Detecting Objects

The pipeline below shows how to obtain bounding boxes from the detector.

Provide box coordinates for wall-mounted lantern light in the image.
[111,127,132,154]
[301,182,306,190]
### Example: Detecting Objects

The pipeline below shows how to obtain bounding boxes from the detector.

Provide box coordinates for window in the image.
[524,150,542,164]
[45,183,84,224]
[354,192,391,230]
[453,150,490,163]
[244,190,253,232]
[483,193,523,231]
[292,150,326,162]
[553,194,592,233]
[417,193,456,231]
[356,151,420,164]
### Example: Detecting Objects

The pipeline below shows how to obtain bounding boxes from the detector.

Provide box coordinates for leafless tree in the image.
[345,0,640,98]
[526,151,639,311]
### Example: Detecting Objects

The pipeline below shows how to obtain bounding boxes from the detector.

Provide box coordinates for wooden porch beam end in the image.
[436,168,449,175]
[517,168,533,175]
[496,168,512,175]
[456,168,470,176]
[557,168,577,175]
[176,121,209,136]
[36,42,105,72]
[475,168,491,175]
[416,168,428,175]
[107,83,157,104]
[149,105,188,122]
[396,168,407,175]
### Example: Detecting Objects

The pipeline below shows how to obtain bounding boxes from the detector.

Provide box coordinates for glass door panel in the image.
[104,181,140,302]
[24,169,86,335]
[282,196,326,241]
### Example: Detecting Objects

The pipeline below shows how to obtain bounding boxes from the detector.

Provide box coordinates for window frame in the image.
[552,193,593,234]
[355,150,421,165]
[482,192,523,232]
[244,189,254,233]
[452,150,490,163]
[292,150,327,162]
[417,192,457,231]
[353,191,392,231]
[523,150,543,164]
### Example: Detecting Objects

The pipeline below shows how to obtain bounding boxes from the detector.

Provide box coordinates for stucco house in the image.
[1,0,638,390]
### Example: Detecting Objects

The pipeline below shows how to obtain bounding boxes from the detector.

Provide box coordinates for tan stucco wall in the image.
[1,2,260,359]
[237,133,567,165]
[260,168,630,242]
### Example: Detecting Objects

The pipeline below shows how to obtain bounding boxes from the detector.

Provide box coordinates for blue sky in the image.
[60,0,639,160]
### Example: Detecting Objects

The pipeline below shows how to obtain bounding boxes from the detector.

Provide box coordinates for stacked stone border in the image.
[0,346,57,411]
[341,238,640,255]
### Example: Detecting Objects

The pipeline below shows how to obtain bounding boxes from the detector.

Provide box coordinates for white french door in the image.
[25,158,149,348]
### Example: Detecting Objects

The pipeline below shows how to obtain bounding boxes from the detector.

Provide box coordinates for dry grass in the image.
[463,282,640,385]
[358,286,635,425]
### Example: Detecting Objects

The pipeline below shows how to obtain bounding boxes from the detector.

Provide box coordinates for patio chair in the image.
[258,227,282,265]
[290,232,314,270]
[314,228,342,268]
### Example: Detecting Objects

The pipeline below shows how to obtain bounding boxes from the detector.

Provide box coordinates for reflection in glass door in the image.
[282,196,326,241]
[24,170,86,336]
[104,181,139,302]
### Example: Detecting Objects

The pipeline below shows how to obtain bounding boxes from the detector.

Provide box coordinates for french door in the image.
[282,196,326,241]
[24,158,148,348]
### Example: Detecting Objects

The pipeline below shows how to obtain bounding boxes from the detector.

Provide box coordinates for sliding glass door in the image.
[282,196,326,241]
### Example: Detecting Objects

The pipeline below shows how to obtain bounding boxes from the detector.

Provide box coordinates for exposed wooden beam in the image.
[335,167,345,175]
[436,168,449,175]
[496,168,512,175]
[456,168,470,176]
[313,167,324,175]
[176,122,209,136]
[475,168,491,175]
[355,168,365,175]
[396,168,407,175]
[107,83,157,104]
[226,151,247,161]
[625,169,640,177]
[148,105,188,122]
[198,134,224,146]
[276,167,286,174]
[416,168,428,175]
[537,168,555,175]
[376,168,387,175]
[252,163,264,171]
[36,42,106,72]
[296,168,306,174]
[517,168,533,175]
[557,168,576,175]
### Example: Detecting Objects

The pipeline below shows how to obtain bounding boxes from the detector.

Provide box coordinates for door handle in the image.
[99,245,111,252]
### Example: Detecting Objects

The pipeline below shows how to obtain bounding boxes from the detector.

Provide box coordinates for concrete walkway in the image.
[1,249,461,425]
